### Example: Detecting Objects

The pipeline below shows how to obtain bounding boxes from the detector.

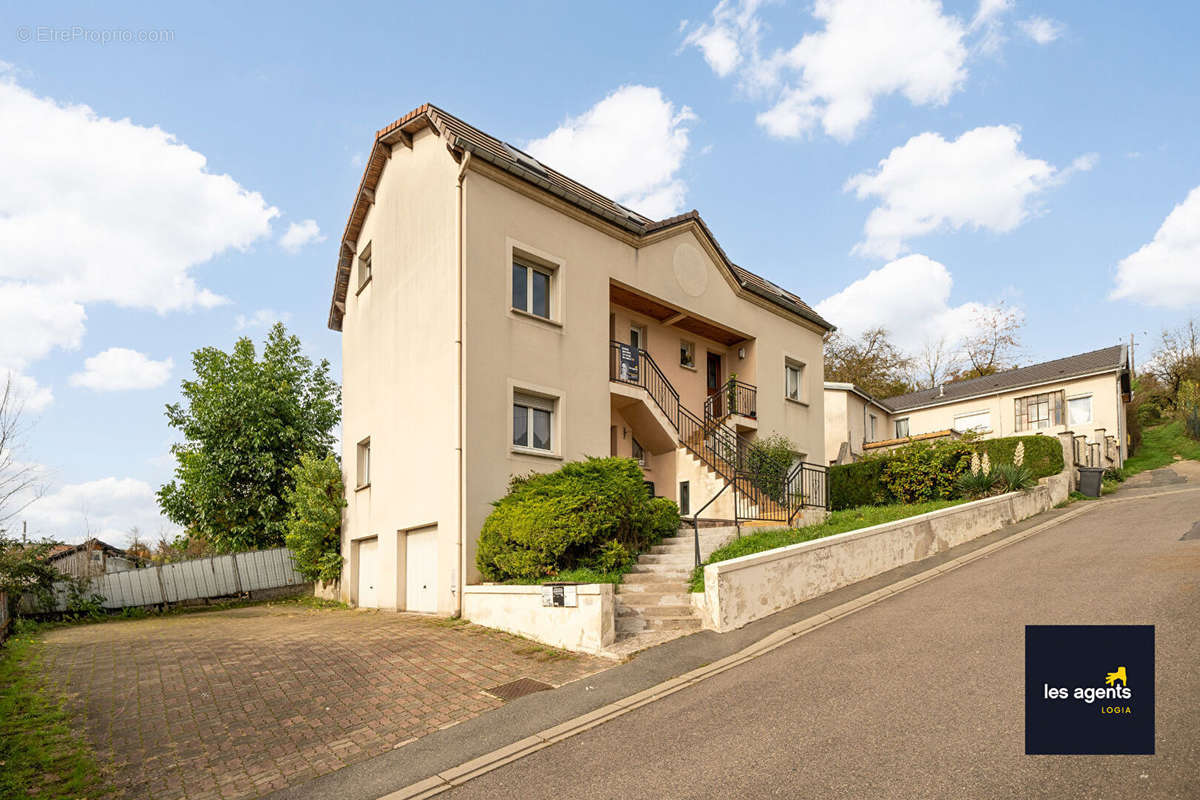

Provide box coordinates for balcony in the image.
[704,379,757,421]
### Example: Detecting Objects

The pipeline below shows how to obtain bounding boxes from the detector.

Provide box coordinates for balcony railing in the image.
[705,379,757,421]
[609,340,827,528]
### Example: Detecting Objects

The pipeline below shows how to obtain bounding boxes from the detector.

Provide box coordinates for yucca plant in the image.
[994,462,1036,493]
[955,468,997,498]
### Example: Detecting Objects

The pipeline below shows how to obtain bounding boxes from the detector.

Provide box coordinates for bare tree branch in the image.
[0,372,45,530]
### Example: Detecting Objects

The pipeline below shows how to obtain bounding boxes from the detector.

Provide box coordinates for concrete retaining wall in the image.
[463,583,616,656]
[698,452,1073,633]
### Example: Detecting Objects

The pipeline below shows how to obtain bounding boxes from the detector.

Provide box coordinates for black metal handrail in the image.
[610,340,680,427]
[609,340,827,527]
[704,379,758,421]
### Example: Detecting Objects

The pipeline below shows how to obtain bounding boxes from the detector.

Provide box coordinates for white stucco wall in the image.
[463,583,616,656]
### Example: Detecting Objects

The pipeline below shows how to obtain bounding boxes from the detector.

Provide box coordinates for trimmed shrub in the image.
[475,457,680,582]
[972,435,1063,479]
[829,458,889,510]
[882,440,973,503]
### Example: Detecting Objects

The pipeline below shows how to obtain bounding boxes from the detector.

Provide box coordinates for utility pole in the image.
[1129,332,1136,376]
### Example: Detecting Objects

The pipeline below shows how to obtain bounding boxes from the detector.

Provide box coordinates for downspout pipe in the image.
[454,150,472,618]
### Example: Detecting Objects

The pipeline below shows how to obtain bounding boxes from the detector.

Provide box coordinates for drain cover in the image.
[484,677,554,701]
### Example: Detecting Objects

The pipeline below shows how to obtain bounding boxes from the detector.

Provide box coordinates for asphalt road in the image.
[443,483,1200,800]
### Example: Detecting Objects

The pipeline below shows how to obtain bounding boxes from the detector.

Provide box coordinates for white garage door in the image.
[405,528,438,613]
[357,538,378,608]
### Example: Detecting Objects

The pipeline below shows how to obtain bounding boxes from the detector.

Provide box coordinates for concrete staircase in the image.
[610,526,739,655]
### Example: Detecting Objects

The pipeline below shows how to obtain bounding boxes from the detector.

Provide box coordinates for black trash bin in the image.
[1077,467,1104,498]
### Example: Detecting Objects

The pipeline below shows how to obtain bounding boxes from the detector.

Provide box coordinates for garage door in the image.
[357,538,378,608]
[405,528,437,613]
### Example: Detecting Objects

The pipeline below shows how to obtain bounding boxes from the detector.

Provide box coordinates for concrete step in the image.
[646,543,695,555]
[616,592,692,607]
[627,564,691,576]
[617,581,690,594]
[636,553,694,566]
[618,603,693,618]
[615,615,701,634]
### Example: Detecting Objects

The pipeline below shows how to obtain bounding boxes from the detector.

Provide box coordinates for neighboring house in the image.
[823,382,895,464]
[47,538,138,579]
[824,345,1132,467]
[329,103,834,614]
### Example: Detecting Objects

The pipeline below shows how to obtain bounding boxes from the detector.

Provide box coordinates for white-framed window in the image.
[785,361,804,402]
[953,410,992,433]
[1068,394,1093,426]
[356,437,371,488]
[630,324,647,351]
[357,243,372,292]
[513,392,554,452]
[680,340,695,369]
[868,413,878,442]
[632,437,645,466]
[895,418,910,438]
[512,258,552,319]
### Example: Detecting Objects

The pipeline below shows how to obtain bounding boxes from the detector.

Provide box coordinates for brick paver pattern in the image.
[40,603,609,800]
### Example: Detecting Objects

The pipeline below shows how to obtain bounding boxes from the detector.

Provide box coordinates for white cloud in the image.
[234,308,292,331]
[845,125,1091,259]
[19,476,176,544]
[685,0,973,142]
[0,72,278,393]
[1020,16,1064,45]
[680,0,766,78]
[1110,186,1200,308]
[815,254,1009,351]
[970,0,1013,55]
[525,85,697,219]
[4,371,54,413]
[279,219,326,253]
[68,348,173,391]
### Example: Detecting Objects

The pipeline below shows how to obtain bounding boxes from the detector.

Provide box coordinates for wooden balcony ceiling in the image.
[611,284,746,346]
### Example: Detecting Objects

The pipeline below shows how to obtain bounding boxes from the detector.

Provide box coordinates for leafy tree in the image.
[1150,318,1200,410]
[283,454,346,583]
[157,324,340,552]
[0,534,60,619]
[824,327,914,398]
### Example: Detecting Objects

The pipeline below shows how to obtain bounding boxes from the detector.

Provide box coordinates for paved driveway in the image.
[40,602,608,800]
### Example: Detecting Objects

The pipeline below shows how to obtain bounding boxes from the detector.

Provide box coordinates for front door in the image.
[706,352,722,396]
[630,325,646,351]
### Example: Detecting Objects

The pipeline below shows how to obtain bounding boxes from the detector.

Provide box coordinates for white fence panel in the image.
[37,547,308,612]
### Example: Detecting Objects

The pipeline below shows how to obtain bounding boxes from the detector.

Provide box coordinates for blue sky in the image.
[1,0,1195,543]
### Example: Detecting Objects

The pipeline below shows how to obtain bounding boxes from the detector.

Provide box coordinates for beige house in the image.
[328,104,834,614]
[824,345,1132,467]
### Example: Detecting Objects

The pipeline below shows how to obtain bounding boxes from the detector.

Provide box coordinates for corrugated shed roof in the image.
[884,345,1129,412]
[328,104,833,333]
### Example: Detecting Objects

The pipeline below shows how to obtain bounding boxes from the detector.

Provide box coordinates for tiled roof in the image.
[328,104,833,333]
[883,345,1129,412]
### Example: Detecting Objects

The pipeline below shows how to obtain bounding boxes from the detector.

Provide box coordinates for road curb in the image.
[377,485,1199,800]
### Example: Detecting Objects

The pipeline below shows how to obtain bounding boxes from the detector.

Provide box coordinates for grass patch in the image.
[0,633,110,799]
[1123,421,1200,477]
[688,499,966,592]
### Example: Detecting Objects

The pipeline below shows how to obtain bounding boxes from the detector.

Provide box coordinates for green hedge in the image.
[829,459,889,510]
[475,457,680,582]
[828,434,1065,510]
[973,435,1064,479]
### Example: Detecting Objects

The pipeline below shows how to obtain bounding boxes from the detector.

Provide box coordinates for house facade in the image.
[329,104,833,614]
[824,345,1132,467]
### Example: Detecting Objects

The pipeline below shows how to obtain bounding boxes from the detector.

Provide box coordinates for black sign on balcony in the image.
[618,343,639,383]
